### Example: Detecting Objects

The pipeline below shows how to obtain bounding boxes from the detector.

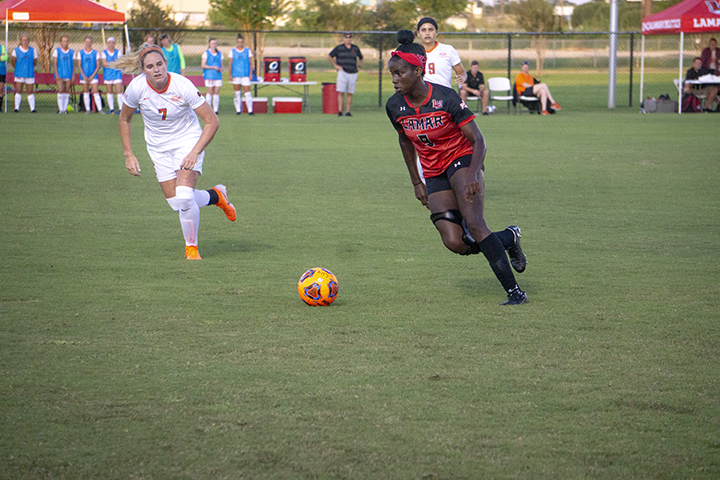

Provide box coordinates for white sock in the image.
[206,93,212,105]
[244,92,253,113]
[84,93,91,112]
[166,196,181,211]
[93,93,103,112]
[62,93,70,112]
[107,93,114,111]
[57,93,63,111]
[14,94,21,110]
[194,189,211,208]
[213,94,220,112]
[117,94,123,111]
[233,91,241,113]
[176,186,200,247]
[28,94,35,111]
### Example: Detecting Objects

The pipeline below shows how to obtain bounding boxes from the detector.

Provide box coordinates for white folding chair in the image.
[463,95,481,112]
[487,77,514,114]
[518,91,540,114]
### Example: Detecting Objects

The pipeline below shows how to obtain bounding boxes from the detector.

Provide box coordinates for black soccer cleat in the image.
[506,225,526,273]
[502,287,528,305]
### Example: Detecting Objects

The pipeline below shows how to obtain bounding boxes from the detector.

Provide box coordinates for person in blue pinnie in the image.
[229,34,254,115]
[75,36,104,113]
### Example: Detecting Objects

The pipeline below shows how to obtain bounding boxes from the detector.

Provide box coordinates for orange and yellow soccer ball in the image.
[298,268,339,306]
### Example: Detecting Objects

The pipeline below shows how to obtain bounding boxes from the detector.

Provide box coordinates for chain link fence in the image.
[3,25,702,112]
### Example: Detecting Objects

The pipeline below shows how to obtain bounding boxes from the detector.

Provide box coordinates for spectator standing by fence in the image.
[201,38,223,113]
[53,35,74,114]
[76,36,104,114]
[229,34,254,115]
[102,37,123,114]
[416,17,466,89]
[328,33,363,117]
[461,60,489,115]
[1,41,8,110]
[160,34,185,75]
[701,38,719,73]
[10,34,37,113]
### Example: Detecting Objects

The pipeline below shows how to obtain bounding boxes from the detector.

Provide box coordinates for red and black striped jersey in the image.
[386,82,475,178]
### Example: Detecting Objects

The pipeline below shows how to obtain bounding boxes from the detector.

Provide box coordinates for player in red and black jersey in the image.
[386,30,528,305]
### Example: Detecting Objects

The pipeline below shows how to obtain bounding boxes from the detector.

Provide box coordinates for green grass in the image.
[1,109,719,479]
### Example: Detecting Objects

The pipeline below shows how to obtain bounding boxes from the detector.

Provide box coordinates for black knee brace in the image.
[430,210,480,255]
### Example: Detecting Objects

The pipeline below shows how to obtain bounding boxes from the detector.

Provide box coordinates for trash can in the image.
[322,82,338,114]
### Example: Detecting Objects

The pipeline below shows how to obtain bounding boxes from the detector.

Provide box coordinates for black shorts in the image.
[0,74,6,83]
[425,155,483,195]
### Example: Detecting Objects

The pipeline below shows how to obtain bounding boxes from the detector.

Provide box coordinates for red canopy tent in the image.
[0,0,125,23]
[1,0,127,111]
[639,0,720,112]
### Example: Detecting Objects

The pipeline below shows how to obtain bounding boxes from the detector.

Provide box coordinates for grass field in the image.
[1,108,719,479]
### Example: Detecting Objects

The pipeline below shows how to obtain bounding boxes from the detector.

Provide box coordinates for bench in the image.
[6,72,56,93]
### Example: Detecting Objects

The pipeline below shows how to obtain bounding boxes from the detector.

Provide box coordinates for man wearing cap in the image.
[328,33,363,117]
[160,34,186,75]
[416,16,466,89]
[515,61,561,115]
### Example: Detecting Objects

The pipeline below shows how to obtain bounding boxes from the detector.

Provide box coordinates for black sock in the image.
[477,233,518,292]
[207,189,220,205]
[493,228,514,249]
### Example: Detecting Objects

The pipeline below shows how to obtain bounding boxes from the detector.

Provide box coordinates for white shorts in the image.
[80,78,99,84]
[231,77,251,86]
[336,70,358,94]
[148,143,205,183]
[14,77,35,85]
[204,79,223,88]
[104,79,123,85]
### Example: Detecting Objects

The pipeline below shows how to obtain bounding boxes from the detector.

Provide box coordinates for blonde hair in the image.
[110,42,166,74]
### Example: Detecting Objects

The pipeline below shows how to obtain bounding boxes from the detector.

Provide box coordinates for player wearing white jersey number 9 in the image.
[116,43,237,260]
[416,17,466,89]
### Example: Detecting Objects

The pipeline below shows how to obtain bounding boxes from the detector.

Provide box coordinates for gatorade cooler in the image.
[322,82,338,114]
[289,57,306,82]
[272,97,303,114]
[264,57,281,82]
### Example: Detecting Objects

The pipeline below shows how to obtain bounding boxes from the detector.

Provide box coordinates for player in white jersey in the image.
[416,17,466,89]
[116,44,237,260]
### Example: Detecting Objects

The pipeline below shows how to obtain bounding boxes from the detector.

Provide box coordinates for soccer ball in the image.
[486,105,496,114]
[298,268,339,306]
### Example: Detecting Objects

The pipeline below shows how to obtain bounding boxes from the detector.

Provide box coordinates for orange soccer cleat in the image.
[211,184,237,222]
[185,245,202,260]
[541,110,550,116]
[551,102,562,111]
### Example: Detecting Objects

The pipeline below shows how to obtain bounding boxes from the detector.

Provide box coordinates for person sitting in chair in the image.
[460,60,490,115]
[514,61,561,116]
[684,57,718,112]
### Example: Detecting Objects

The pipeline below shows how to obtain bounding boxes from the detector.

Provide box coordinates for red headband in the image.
[391,50,427,71]
[139,46,165,64]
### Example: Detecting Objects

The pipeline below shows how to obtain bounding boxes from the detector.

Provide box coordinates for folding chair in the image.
[487,77,514,114]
